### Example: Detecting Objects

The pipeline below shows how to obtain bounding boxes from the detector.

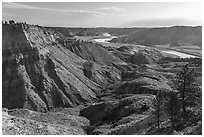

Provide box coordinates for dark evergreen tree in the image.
[153,91,164,131]
[175,63,200,119]
[9,20,15,24]
[164,91,181,129]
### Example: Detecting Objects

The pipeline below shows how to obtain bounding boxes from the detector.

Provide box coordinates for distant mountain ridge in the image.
[46,27,147,37]
[47,26,202,48]
[110,26,202,48]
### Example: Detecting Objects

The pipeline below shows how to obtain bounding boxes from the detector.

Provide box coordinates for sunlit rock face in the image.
[2,24,101,112]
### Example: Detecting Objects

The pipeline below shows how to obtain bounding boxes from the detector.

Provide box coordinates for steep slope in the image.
[57,38,123,65]
[2,24,101,112]
[56,36,129,86]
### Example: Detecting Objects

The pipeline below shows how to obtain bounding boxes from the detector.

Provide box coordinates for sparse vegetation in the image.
[164,91,181,129]
[175,63,200,116]
[172,63,202,130]
[152,91,165,131]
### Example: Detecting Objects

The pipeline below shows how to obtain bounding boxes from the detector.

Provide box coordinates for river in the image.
[161,50,197,58]
[93,36,117,43]
[93,34,197,58]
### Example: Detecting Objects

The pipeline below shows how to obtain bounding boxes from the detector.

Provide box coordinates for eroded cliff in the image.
[2,24,101,112]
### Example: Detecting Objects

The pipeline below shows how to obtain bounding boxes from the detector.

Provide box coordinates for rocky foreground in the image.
[2,23,202,135]
[2,108,89,135]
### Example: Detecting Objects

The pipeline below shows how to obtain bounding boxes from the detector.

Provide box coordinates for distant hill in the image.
[110,26,202,48]
[46,27,147,37]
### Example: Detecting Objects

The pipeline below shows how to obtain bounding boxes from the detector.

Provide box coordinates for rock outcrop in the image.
[113,75,171,95]
[80,94,156,135]
[58,38,123,66]
[2,108,89,135]
[80,66,172,134]
[2,24,101,112]
[56,36,126,86]
[112,45,164,65]
[82,61,121,86]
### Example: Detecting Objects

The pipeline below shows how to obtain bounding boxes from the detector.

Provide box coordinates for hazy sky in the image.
[2,2,202,27]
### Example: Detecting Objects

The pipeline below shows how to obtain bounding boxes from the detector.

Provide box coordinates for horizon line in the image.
[2,20,202,29]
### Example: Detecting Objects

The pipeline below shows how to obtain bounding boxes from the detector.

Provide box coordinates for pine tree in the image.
[175,63,199,119]
[9,20,15,24]
[153,91,164,131]
[164,91,181,129]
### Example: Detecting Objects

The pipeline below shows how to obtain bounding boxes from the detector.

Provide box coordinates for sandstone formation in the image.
[2,24,101,112]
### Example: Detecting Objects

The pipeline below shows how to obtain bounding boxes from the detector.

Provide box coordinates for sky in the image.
[2,2,202,27]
